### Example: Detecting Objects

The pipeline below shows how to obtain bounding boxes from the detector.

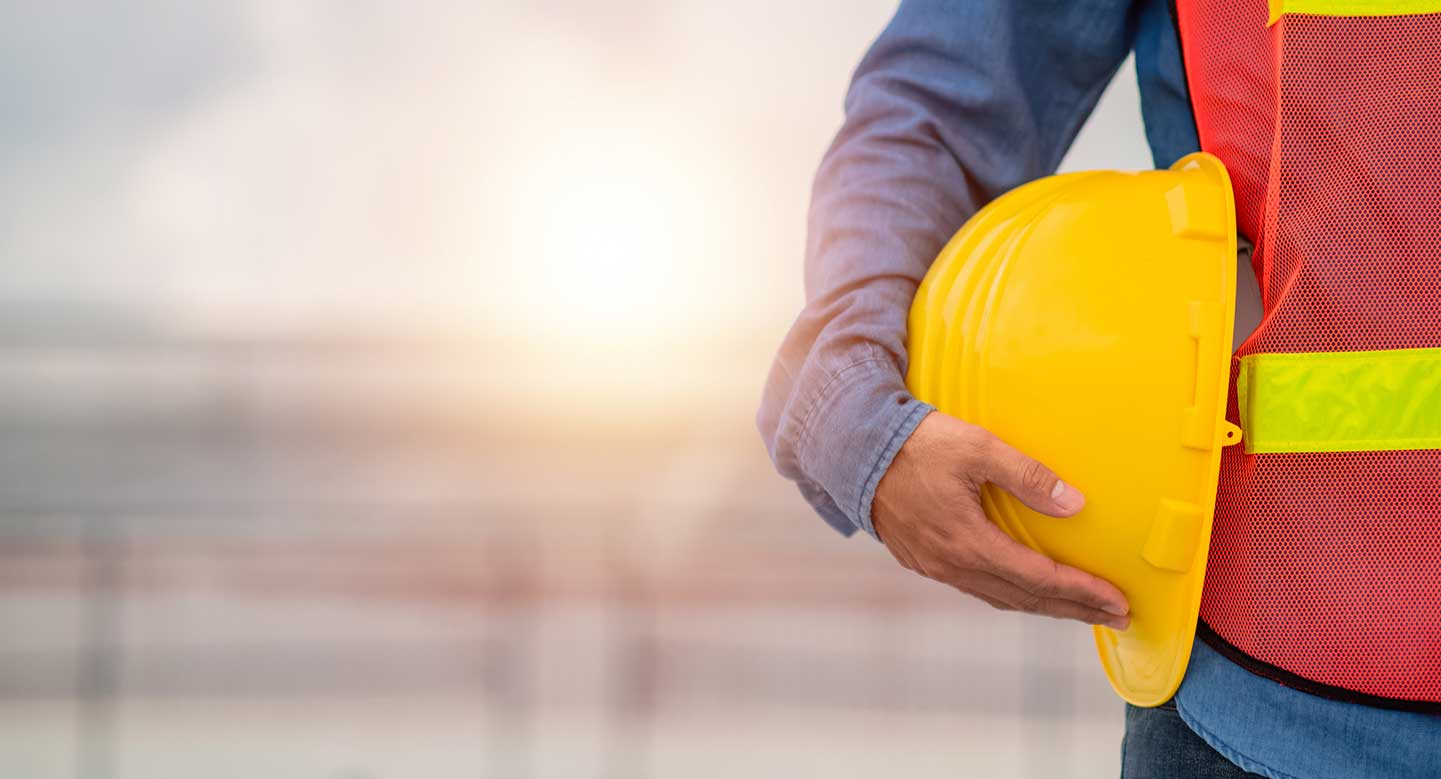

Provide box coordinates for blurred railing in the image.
[0,326,1121,779]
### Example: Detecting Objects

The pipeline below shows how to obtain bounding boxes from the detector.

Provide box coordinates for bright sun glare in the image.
[510,131,699,343]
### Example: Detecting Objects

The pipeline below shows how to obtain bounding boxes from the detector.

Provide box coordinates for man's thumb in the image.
[981,435,1086,518]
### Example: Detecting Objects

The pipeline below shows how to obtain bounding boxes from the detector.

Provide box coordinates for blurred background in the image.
[0,2,1153,777]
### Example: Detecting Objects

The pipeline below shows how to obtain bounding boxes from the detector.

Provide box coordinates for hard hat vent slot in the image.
[1182,301,1226,450]
[1141,499,1205,574]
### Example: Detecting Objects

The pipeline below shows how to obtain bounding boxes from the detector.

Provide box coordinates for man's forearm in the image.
[758,0,1135,536]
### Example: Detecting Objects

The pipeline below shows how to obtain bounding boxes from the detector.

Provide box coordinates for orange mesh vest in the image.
[1174,0,1441,710]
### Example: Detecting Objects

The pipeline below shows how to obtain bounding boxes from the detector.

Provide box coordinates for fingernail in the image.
[1051,480,1085,513]
[1103,602,1129,617]
[1107,616,1131,631]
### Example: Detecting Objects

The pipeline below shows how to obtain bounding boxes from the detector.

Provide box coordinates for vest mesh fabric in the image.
[1177,0,1441,705]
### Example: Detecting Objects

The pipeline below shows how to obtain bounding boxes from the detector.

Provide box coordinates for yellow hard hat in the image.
[906,152,1242,706]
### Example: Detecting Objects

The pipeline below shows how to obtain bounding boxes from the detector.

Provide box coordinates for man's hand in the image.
[872,411,1130,629]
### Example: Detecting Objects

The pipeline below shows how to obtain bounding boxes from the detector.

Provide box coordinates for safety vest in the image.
[1174,0,1441,710]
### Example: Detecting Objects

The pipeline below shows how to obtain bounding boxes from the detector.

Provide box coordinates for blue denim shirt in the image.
[758,1,1441,776]
[757,0,1192,539]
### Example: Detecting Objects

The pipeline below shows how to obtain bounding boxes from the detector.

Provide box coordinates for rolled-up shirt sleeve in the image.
[758,0,1137,538]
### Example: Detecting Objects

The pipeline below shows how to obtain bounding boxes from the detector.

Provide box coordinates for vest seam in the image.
[1248,437,1441,451]
[1197,621,1441,714]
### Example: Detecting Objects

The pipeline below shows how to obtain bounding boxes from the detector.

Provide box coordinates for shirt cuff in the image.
[797,359,934,540]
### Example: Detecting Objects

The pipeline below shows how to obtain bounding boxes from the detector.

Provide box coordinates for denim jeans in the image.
[1122,702,1264,778]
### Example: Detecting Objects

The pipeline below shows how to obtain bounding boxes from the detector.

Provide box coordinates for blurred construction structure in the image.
[0,2,1152,776]
[0,316,1123,779]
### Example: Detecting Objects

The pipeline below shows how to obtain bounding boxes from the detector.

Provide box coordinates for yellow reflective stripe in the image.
[1237,348,1441,454]
[1269,0,1441,24]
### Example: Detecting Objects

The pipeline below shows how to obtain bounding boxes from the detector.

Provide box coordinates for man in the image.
[758,1,1441,776]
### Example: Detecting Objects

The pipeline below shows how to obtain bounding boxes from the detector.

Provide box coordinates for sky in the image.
[0,0,1150,385]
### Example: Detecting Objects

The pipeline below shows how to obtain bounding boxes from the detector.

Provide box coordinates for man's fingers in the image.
[974,523,1130,617]
[1034,596,1131,630]
[953,569,1130,629]
[970,590,1014,613]
[977,432,1085,517]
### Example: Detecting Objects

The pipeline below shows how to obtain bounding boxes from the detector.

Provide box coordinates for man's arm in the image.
[758,0,1138,624]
